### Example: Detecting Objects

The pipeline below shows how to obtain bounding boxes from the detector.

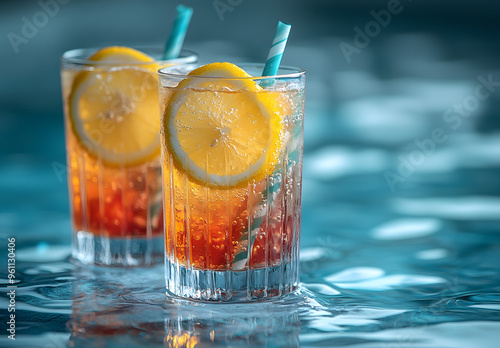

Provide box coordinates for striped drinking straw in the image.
[162,5,193,60]
[232,21,292,270]
[261,21,292,85]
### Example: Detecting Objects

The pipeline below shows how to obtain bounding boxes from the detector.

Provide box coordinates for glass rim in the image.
[158,63,305,80]
[61,47,198,66]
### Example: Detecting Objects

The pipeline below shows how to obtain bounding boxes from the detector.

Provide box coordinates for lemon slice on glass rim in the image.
[164,62,284,189]
[68,46,161,167]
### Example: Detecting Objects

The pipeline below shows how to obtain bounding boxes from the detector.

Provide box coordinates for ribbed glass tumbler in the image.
[61,47,197,266]
[159,63,305,301]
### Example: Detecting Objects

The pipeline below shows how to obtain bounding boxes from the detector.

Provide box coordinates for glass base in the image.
[165,258,299,302]
[72,230,163,266]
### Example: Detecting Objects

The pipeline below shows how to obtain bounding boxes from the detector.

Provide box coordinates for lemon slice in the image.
[68,46,161,167]
[164,62,283,189]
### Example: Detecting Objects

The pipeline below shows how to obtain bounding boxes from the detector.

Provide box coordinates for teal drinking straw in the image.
[262,21,292,78]
[162,5,193,60]
[232,21,293,269]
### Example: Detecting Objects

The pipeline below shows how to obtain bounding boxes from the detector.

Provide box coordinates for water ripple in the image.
[392,197,500,220]
[372,218,442,240]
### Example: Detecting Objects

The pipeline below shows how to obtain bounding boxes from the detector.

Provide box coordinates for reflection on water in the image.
[65,266,301,348]
[164,298,301,348]
[3,243,499,348]
[68,266,167,347]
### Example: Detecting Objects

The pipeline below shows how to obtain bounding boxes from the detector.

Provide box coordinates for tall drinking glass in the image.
[159,63,305,301]
[61,47,197,266]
